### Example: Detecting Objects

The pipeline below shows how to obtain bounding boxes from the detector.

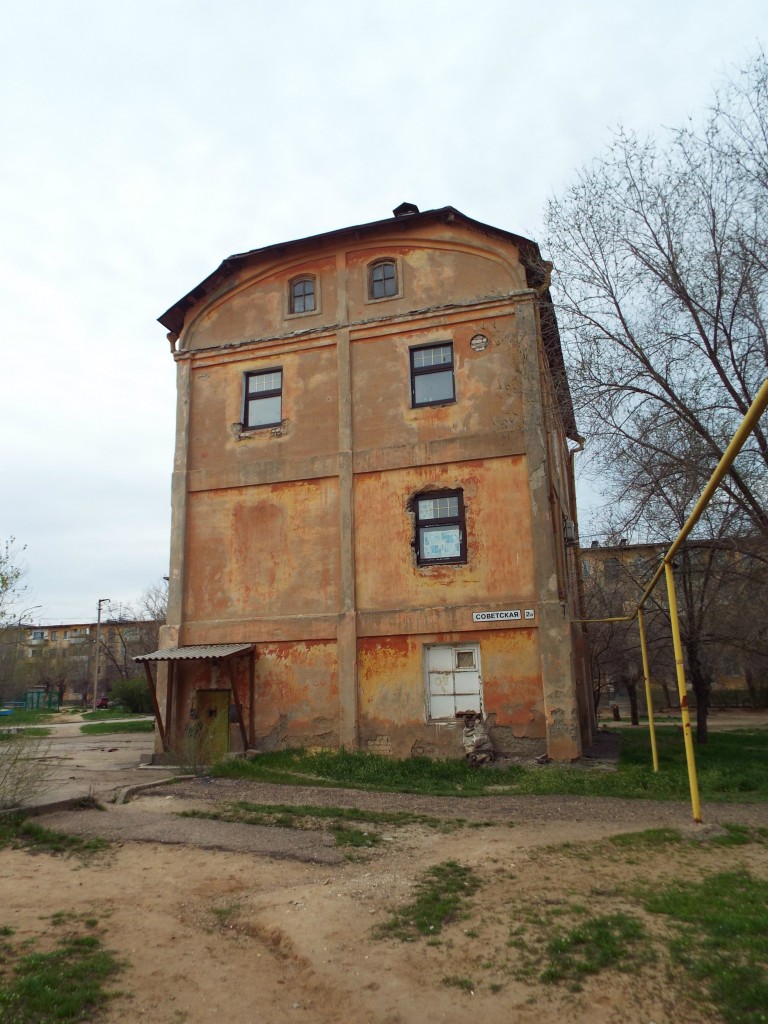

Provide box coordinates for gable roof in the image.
[158,205,577,438]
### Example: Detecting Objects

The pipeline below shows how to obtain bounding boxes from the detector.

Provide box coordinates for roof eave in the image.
[157,206,539,336]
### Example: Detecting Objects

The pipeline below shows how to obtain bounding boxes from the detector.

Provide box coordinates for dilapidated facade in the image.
[145,204,592,761]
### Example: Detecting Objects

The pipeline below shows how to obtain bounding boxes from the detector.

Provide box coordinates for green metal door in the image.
[193,690,229,761]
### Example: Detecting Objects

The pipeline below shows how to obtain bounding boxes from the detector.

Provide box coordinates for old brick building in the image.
[142,204,592,761]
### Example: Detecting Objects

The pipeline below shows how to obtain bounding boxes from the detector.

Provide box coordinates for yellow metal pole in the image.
[637,607,658,773]
[637,377,768,613]
[664,561,702,822]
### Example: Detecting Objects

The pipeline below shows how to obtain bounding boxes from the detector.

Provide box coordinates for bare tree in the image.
[546,51,768,538]
[0,538,27,626]
[582,544,669,724]
[98,581,167,687]
[546,52,768,739]
[0,540,30,702]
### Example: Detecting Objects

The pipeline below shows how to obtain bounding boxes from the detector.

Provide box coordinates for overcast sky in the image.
[1,0,763,623]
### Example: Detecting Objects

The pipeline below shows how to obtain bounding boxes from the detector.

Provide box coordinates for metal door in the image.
[425,644,482,719]
[193,689,229,760]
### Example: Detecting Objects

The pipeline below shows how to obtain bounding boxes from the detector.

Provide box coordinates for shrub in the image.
[109,676,153,714]
[0,732,51,809]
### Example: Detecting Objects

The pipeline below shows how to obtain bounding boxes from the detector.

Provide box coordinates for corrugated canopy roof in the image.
[133,643,255,663]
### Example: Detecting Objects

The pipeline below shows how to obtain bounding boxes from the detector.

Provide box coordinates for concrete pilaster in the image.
[155,356,191,755]
[336,313,359,749]
[518,301,582,761]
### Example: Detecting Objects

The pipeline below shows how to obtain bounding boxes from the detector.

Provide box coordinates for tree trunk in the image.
[745,668,758,709]
[626,681,640,726]
[660,681,676,709]
[686,641,709,744]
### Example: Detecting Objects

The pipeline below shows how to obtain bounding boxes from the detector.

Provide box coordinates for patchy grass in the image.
[210,728,768,802]
[608,827,684,850]
[80,720,154,735]
[0,813,109,857]
[330,823,381,847]
[375,861,481,941]
[80,710,150,722]
[182,800,454,829]
[640,868,768,1024]
[0,915,123,1023]
[0,728,50,739]
[500,825,768,1021]
[178,800,450,848]
[211,903,241,925]
[441,975,475,992]
[540,912,649,986]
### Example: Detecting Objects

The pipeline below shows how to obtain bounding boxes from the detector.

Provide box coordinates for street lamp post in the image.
[92,598,110,713]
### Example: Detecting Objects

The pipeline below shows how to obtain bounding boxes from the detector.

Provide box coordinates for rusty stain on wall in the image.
[156,206,590,762]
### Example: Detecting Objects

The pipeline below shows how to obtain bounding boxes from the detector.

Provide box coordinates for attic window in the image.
[369,260,398,299]
[289,276,316,314]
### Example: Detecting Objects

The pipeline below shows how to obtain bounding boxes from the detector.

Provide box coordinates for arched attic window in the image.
[289,275,316,314]
[368,259,398,300]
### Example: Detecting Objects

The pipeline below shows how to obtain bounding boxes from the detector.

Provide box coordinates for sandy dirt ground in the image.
[2,775,768,1024]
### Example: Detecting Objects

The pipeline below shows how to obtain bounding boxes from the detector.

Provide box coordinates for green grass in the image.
[0,709,55,726]
[641,869,768,1024]
[209,728,768,802]
[0,916,122,1023]
[0,814,109,857]
[80,720,154,735]
[375,861,481,941]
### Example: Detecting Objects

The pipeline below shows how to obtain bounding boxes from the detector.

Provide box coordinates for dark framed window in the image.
[414,489,466,565]
[604,558,620,582]
[289,276,316,314]
[369,260,397,299]
[243,369,282,429]
[410,342,455,407]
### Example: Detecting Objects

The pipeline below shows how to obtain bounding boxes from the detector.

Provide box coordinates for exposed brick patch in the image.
[366,735,392,756]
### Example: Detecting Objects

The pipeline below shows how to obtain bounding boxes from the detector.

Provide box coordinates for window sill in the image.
[411,398,457,410]
[285,307,321,321]
[364,291,403,305]
[235,423,284,440]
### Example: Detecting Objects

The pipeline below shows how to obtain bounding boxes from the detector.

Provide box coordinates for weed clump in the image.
[376,861,481,941]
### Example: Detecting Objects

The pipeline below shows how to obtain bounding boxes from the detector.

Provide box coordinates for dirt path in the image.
[3,780,767,1023]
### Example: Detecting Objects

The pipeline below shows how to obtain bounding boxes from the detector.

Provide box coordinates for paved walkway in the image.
[2,716,175,811]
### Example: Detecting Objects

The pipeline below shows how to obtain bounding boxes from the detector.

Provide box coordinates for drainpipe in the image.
[568,436,586,619]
